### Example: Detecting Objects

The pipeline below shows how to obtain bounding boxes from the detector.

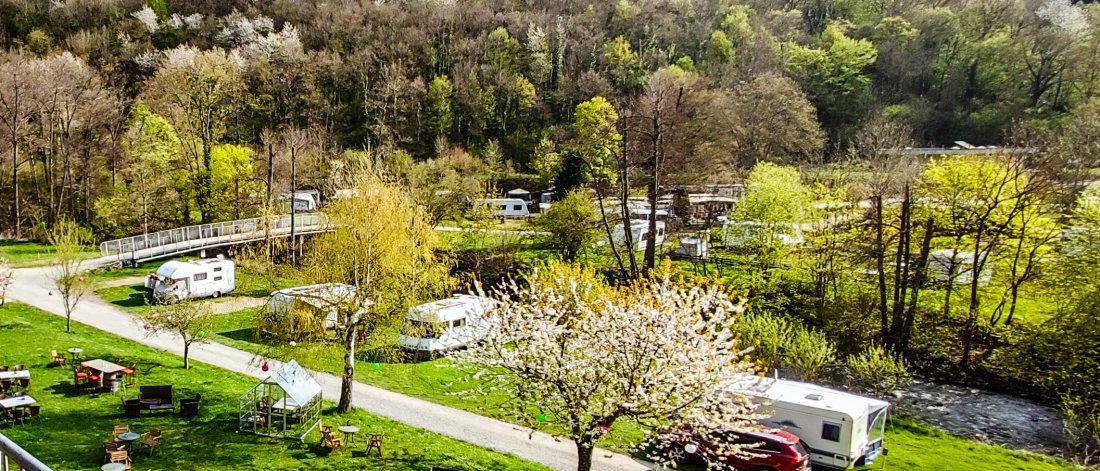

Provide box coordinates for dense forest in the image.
[2,0,1100,465]
[1,0,1099,234]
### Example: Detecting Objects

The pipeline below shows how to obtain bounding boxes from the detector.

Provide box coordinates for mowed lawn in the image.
[86,264,1081,470]
[0,302,548,471]
[0,240,99,268]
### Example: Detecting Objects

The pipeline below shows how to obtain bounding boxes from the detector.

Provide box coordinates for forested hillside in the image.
[1,0,1099,235]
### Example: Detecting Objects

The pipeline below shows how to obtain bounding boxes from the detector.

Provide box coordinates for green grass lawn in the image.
[0,302,549,471]
[863,419,1078,471]
[0,240,100,268]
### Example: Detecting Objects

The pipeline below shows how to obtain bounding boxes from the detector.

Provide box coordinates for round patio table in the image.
[101,463,127,471]
[337,425,360,446]
[117,432,140,444]
[67,348,83,362]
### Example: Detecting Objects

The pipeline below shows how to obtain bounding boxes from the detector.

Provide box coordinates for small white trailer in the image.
[928,249,992,286]
[476,198,531,218]
[724,376,890,470]
[264,284,371,339]
[611,220,666,251]
[145,258,236,302]
[398,294,498,354]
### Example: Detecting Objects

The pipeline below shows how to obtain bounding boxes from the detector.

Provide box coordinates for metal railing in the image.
[99,213,329,259]
[0,433,52,471]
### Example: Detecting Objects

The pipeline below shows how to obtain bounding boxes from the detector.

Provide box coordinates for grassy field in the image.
[0,302,549,471]
[0,240,100,268]
[83,261,1080,470]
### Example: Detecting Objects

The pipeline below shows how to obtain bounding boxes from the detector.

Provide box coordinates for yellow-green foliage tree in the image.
[301,165,452,412]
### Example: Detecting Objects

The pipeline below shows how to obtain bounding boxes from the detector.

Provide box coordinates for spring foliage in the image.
[451,263,759,471]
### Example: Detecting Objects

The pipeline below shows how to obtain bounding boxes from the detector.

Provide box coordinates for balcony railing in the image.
[0,433,52,471]
[99,213,329,259]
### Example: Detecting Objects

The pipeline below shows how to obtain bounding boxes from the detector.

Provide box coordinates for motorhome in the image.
[476,198,531,218]
[611,220,666,251]
[398,295,497,354]
[145,258,235,302]
[724,376,890,470]
[263,284,371,340]
[279,191,320,211]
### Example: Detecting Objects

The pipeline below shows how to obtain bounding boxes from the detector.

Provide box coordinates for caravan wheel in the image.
[212,291,221,298]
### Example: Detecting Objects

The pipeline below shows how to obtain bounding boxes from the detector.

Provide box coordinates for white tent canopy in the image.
[269,360,322,406]
[506,188,531,197]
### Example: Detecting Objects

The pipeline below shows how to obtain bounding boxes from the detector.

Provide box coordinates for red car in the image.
[659,428,812,471]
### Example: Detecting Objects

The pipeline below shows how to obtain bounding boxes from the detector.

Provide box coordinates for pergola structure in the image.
[239,360,322,440]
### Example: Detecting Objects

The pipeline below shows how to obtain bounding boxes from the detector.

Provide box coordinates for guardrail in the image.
[99,213,329,259]
[0,433,52,471]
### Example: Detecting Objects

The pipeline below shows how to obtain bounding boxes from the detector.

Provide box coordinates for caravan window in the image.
[214,266,223,272]
[401,320,445,339]
[194,273,208,281]
[821,422,842,442]
[214,276,223,281]
[513,204,523,211]
[868,407,888,444]
[452,318,466,328]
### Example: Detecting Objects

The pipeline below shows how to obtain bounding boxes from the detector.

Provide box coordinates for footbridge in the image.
[98,213,330,265]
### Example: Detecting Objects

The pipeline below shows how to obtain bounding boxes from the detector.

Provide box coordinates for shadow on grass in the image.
[218,328,262,343]
[108,290,155,309]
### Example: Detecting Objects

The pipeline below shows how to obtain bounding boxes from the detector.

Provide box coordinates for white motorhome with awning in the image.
[145,258,235,302]
[724,376,890,469]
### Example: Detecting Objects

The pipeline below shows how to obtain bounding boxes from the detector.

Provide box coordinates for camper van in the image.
[279,191,320,211]
[611,220,666,251]
[264,284,370,340]
[724,377,890,469]
[476,198,531,218]
[145,258,236,302]
[398,295,497,354]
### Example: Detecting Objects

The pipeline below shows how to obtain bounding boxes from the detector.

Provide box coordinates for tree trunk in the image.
[183,342,190,369]
[11,139,19,238]
[575,441,594,471]
[873,195,889,343]
[338,325,356,412]
[898,218,934,355]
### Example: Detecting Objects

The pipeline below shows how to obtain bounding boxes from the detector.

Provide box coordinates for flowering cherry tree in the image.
[451,263,761,471]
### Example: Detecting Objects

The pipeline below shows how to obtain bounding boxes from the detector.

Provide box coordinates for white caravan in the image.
[723,221,804,247]
[265,284,370,338]
[398,294,497,353]
[611,220,667,251]
[145,258,236,302]
[928,249,992,286]
[476,198,531,218]
[279,191,320,211]
[724,376,890,469]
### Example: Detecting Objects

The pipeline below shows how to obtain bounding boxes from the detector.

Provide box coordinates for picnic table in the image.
[82,359,127,391]
[0,395,36,409]
[0,370,30,380]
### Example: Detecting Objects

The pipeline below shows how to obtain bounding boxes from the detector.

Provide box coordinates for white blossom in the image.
[133,50,162,72]
[241,24,304,61]
[216,12,276,47]
[1036,0,1089,38]
[450,265,762,469]
[131,6,159,33]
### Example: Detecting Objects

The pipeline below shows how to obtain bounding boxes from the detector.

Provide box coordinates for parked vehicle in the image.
[674,237,709,259]
[660,427,812,471]
[145,258,235,302]
[724,376,890,469]
[398,294,497,354]
[279,191,320,211]
[263,284,368,339]
[611,220,667,251]
[476,198,531,218]
[928,249,992,286]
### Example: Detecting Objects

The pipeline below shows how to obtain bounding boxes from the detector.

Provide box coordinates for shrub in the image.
[845,344,912,394]
[737,310,836,381]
